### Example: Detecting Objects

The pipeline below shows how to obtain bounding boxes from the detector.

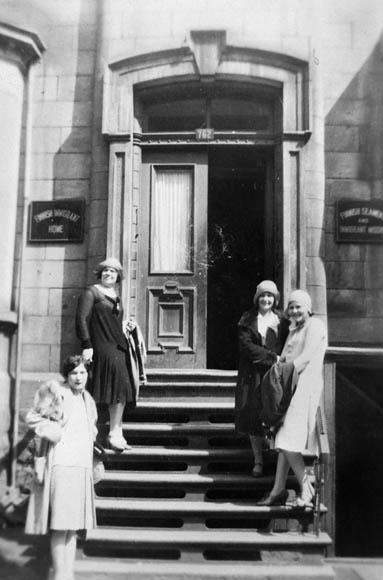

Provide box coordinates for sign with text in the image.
[336,200,383,243]
[29,199,85,243]
[195,128,214,141]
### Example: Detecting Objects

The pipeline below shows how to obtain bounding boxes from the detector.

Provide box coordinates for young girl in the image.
[25,355,98,580]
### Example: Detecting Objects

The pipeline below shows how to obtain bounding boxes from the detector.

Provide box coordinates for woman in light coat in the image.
[25,355,98,580]
[257,290,327,507]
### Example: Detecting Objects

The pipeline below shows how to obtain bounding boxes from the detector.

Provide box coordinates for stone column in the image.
[0,23,44,490]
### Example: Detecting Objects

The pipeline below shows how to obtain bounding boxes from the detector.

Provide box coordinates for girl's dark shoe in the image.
[257,489,288,506]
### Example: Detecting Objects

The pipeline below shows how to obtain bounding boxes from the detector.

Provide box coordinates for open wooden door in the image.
[138,150,208,368]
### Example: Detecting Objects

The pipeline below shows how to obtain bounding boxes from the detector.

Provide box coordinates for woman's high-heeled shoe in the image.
[257,489,288,506]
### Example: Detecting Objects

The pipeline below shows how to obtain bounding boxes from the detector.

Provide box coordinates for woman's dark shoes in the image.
[257,489,288,506]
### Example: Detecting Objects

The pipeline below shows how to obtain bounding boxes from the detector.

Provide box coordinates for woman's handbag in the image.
[33,437,49,485]
[93,441,107,484]
[34,456,46,485]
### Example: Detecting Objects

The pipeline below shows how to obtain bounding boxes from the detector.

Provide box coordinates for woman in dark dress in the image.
[76,257,137,451]
[235,280,288,477]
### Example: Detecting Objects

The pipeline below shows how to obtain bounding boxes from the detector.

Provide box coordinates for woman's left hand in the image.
[125,318,137,333]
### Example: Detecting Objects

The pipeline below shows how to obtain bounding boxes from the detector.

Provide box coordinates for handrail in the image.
[326,346,383,368]
[312,399,330,535]
[315,401,330,458]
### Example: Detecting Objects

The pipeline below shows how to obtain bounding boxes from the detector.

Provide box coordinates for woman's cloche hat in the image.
[287,289,312,314]
[253,280,280,306]
[94,257,123,279]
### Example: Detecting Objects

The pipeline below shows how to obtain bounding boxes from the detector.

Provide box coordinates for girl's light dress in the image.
[49,391,95,530]
[274,316,327,454]
[25,385,97,534]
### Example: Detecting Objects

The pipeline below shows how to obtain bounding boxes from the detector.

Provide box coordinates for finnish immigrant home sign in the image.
[29,200,85,242]
[336,200,383,243]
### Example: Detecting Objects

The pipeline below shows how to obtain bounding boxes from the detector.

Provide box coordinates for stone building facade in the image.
[0,0,382,555]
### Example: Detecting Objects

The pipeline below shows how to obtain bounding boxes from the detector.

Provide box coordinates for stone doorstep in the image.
[86,527,332,548]
[71,560,336,580]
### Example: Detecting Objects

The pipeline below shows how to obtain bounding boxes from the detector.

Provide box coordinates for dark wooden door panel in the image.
[138,150,208,368]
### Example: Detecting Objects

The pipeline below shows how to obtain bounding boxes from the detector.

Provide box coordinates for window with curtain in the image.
[150,166,193,273]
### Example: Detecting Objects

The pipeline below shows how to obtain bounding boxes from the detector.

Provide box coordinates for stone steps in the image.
[78,370,332,579]
[84,527,332,563]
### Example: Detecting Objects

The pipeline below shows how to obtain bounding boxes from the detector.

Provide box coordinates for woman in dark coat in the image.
[235,280,288,477]
[76,257,138,451]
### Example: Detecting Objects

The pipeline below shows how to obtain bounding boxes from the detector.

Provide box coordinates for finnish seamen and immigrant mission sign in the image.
[336,200,383,243]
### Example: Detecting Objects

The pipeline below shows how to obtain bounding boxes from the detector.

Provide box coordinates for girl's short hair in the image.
[62,354,90,378]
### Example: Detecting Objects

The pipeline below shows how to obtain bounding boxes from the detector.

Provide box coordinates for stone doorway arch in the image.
[102,31,326,323]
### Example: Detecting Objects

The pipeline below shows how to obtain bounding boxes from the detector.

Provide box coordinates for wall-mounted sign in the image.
[336,200,383,243]
[29,199,85,243]
[195,128,214,141]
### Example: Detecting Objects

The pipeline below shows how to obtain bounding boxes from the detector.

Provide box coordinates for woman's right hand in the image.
[82,348,94,362]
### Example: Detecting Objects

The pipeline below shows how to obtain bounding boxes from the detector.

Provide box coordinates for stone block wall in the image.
[1,0,382,380]
[321,2,383,344]
[5,0,100,373]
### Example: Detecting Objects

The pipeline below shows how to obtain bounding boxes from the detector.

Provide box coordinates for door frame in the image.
[102,35,325,332]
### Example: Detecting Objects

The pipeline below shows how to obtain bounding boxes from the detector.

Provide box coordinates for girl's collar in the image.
[289,318,308,331]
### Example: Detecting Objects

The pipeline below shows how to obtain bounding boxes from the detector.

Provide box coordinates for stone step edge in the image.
[146,369,237,377]
[74,559,335,579]
[101,446,316,460]
[121,422,235,432]
[135,400,235,409]
[95,497,327,515]
[98,472,300,486]
[143,382,236,387]
[103,446,253,458]
[87,527,332,547]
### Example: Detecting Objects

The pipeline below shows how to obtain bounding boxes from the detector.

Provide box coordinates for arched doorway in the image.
[102,37,317,370]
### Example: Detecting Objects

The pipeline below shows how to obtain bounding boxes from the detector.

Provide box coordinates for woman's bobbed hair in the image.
[62,354,90,379]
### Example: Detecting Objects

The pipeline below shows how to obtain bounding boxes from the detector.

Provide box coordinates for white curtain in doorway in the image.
[151,167,193,273]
